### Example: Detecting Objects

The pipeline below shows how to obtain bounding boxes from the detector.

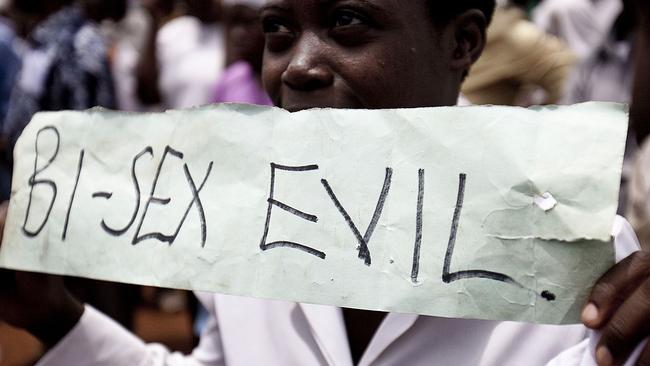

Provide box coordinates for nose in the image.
[281,33,334,92]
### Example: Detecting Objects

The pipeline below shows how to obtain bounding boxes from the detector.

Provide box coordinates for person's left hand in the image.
[582,250,650,365]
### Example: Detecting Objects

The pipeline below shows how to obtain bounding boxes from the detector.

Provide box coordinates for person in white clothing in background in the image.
[532,0,623,61]
[136,0,226,109]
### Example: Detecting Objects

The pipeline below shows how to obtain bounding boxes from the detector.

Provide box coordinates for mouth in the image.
[283,104,335,113]
[280,89,365,112]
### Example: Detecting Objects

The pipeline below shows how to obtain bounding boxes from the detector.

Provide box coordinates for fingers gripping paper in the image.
[0,103,626,324]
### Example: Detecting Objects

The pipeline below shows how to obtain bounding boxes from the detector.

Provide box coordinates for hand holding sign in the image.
[583,251,650,365]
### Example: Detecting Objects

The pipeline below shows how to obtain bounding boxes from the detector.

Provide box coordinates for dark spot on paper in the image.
[541,291,556,301]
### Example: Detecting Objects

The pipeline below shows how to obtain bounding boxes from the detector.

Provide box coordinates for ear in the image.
[449,9,488,75]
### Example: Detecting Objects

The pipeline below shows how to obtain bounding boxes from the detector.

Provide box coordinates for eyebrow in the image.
[318,0,385,13]
[260,1,290,13]
[262,0,386,14]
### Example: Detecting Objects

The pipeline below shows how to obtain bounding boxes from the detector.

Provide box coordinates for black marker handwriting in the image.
[442,174,556,301]
[132,146,183,244]
[22,126,60,237]
[62,149,85,240]
[92,192,113,199]
[100,147,153,236]
[321,167,393,266]
[172,162,213,248]
[411,169,425,283]
[259,163,326,259]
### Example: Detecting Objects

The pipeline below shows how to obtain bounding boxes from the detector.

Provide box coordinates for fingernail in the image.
[596,346,613,366]
[582,303,599,325]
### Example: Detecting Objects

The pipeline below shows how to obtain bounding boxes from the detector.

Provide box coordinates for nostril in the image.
[284,77,332,92]
[282,65,334,92]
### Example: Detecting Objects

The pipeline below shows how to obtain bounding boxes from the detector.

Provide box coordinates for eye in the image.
[332,9,367,28]
[262,15,295,52]
[262,16,292,34]
[328,8,376,46]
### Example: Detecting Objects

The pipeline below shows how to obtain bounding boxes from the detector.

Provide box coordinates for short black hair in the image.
[13,0,73,15]
[428,0,497,26]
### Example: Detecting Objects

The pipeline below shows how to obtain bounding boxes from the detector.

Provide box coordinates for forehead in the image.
[262,0,430,21]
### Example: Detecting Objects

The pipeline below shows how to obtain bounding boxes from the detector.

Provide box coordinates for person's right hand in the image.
[0,201,84,347]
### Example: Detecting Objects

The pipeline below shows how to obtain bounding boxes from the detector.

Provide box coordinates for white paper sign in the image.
[0,103,627,324]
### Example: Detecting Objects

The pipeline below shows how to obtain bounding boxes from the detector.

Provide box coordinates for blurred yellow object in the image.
[462,6,576,106]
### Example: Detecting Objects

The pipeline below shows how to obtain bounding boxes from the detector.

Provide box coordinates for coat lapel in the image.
[358,313,419,366]
[299,303,354,366]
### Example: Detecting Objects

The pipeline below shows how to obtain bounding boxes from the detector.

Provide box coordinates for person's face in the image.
[80,0,127,22]
[260,0,467,111]
[225,4,265,69]
[103,0,128,21]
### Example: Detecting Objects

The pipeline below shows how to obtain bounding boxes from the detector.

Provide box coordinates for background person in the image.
[211,0,269,105]
[136,0,226,109]
[2,0,127,150]
[532,0,623,61]
[461,0,576,106]
[0,1,21,202]
[0,0,141,331]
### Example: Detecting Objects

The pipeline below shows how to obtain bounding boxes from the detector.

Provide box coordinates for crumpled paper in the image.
[0,102,627,324]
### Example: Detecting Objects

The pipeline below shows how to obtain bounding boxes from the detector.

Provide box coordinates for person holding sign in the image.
[1,0,650,365]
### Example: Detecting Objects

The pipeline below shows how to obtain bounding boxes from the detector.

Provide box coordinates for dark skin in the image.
[0,1,650,365]
[632,0,650,145]
[259,0,480,361]
[80,0,128,23]
[260,0,482,111]
[185,0,222,24]
[224,4,265,72]
[261,0,650,364]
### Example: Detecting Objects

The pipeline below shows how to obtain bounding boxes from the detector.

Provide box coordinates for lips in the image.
[280,88,365,112]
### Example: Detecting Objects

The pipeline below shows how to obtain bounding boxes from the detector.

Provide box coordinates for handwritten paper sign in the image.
[0,103,627,324]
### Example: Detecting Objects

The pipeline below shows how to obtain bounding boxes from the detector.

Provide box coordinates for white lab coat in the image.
[37,217,644,366]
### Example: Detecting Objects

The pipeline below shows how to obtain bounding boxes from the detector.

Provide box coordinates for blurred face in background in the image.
[185,0,222,23]
[82,0,128,22]
[8,0,73,36]
[224,3,264,71]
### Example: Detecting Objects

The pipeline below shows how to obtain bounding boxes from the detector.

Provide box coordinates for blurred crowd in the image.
[0,0,647,362]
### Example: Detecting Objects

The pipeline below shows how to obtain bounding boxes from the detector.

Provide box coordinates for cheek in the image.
[261,53,286,104]
[333,46,421,108]
[355,42,453,108]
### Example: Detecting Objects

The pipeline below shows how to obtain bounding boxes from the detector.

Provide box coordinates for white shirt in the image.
[532,0,622,61]
[157,16,225,109]
[562,36,633,105]
[37,217,645,366]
